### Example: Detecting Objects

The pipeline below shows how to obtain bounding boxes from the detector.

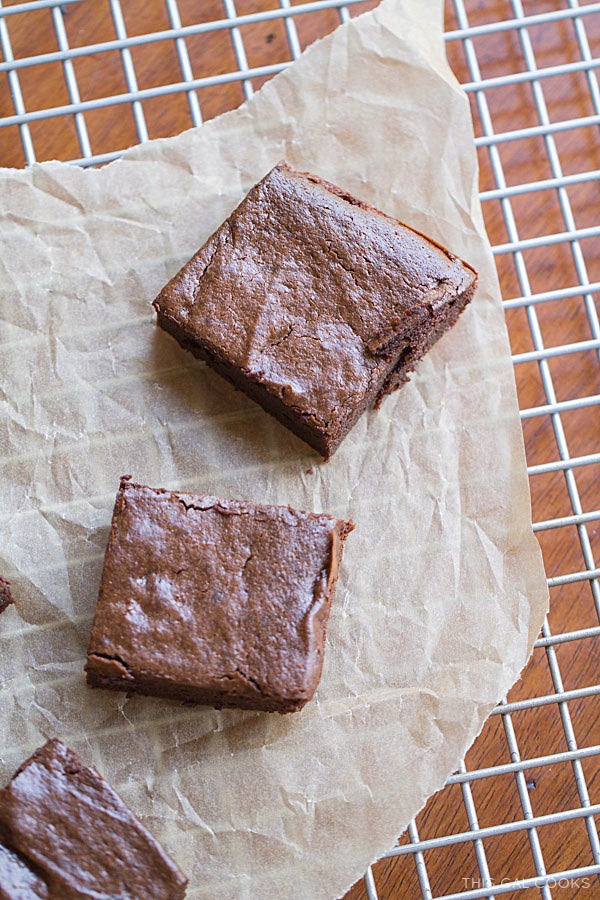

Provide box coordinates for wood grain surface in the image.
[1,1,599,897]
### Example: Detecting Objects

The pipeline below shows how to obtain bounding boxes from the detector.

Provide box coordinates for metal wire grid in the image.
[0,0,365,167]
[0,0,599,897]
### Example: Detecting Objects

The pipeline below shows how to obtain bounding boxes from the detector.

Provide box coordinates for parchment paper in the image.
[0,1,548,897]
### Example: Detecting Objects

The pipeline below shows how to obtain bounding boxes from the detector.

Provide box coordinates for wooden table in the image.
[1,1,599,897]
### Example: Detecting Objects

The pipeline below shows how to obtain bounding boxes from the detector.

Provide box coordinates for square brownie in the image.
[0,739,188,899]
[86,478,353,713]
[153,161,477,457]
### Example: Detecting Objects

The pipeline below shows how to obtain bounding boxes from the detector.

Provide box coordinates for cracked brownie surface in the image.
[153,161,478,457]
[86,477,353,712]
[0,739,188,899]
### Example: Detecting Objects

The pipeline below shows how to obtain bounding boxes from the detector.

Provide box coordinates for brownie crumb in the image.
[0,577,13,616]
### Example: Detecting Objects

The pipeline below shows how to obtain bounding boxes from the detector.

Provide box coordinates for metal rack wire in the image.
[0,1,599,897]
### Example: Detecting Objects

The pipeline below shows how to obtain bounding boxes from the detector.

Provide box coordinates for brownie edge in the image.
[153,161,478,457]
[0,739,188,899]
[86,477,354,713]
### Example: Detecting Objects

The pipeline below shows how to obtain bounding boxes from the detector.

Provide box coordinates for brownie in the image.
[0,578,13,616]
[86,477,353,713]
[153,161,477,457]
[0,739,188,899]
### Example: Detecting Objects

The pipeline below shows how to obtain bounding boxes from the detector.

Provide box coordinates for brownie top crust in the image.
[154,162,477,433]
[86,479,353,711]
[0,739,188,900]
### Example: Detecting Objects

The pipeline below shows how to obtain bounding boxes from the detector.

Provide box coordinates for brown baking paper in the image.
[0,0,548,897]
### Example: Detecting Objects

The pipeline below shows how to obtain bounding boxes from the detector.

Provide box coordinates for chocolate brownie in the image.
[0,739,188,899]
[0,578,13,616]
[86,477,353,713]
[153,161,478,457]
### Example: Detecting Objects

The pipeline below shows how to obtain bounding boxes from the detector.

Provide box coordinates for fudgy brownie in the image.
[0,578,13,616]
[86,478,353,713]
[153,161,478,457]
[0,739,188,899]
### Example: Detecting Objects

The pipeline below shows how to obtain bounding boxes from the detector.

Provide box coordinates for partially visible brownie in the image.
[153,161,477,457]
[0,739,188,899]
[86,477,354,712]
[0,578,13,616]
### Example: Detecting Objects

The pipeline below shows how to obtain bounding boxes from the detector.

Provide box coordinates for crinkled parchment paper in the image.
[0,0,548,897]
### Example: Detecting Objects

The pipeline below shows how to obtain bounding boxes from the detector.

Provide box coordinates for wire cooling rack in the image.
[0,1,599,898]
